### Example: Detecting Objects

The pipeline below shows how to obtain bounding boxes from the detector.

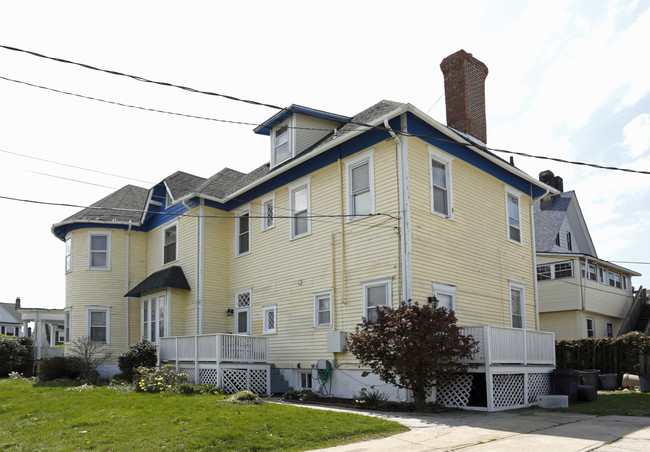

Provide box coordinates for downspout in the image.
[183,200,200,383]
[531,185,551,331]
[384,116,411,302]
[126,221,132,348]
[199,199,205,334]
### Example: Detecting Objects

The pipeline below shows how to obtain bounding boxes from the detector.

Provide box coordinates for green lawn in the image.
[553,391,650,417]
[0,379,406,451]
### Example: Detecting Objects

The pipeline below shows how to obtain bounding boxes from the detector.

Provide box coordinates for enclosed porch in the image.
[435,326,556,412]
[159,333,270,395]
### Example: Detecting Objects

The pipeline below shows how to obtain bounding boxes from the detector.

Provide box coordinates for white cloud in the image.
[623,114,650,157]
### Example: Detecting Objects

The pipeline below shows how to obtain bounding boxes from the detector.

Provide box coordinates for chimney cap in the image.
[440,49,489,77]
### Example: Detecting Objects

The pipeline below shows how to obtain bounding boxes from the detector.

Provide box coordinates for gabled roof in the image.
[57,184,149,225]
[254,104,350,136]
[197,168,245,199]
[0,302,21,324]
[534,191,596,255]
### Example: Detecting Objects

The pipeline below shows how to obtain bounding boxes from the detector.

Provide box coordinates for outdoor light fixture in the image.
[427,296,439,304]
[226,308,234,316]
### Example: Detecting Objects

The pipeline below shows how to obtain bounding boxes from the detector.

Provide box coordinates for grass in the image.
[553,391,650,417]
[0,379,406,451]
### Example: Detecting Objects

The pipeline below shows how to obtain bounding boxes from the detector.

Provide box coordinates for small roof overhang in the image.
[254,104,350,136]
[125,266,191,298]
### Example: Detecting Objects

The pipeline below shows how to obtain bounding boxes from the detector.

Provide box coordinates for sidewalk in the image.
[275,401,650,451]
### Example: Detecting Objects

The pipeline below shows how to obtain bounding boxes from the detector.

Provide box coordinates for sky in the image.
[0,0,648,309]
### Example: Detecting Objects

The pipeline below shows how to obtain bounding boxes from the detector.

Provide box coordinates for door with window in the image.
[142,293,167,344]
[235,290,251,335]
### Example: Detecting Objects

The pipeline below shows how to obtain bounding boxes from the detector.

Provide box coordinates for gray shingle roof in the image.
[164,171,207,201]
[534,191,575,252]
[321,100,405,146]
[197,168,246,199]
[61,184,149,224]
[0,302,22,324]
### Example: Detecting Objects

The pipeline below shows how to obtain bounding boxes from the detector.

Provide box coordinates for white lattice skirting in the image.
[179,364,270,395]
[437,374,474,407]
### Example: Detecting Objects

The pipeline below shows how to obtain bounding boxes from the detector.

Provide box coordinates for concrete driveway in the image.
[276,401,650,451]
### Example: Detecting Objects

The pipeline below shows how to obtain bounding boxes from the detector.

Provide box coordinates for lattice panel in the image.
[528,372,552,404]
[180,368,196,383]
[199,368,219,386]
[222,369,248,394]
[436,374,473,407]
[493,373,524,408]
[249,369,269,395]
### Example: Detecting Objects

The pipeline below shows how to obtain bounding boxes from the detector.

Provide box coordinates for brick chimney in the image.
[539,170,563,210]
[440,50,489,144]
[15,297,21,309]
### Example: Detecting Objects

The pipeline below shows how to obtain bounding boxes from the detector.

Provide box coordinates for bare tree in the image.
[67,336,113,380]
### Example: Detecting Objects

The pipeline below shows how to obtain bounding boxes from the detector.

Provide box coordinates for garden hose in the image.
[313,360,332,396]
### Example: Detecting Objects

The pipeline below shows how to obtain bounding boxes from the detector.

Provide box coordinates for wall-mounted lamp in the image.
[427,296,439,305]
[226,308,234,316]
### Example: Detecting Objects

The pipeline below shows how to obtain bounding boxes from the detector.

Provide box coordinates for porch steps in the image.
[270,364,291,393]
[632,303,650,334]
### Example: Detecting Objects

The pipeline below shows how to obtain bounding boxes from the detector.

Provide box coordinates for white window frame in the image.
[289,178,311,239]
[235,289,252,335]
[87,230,111,270]
[362,277,392,322]
[509,282,525,329]
[606,322,613,338]
[270,118,295,168]
[64,308,71,344]
[429,146,454,218]
[623,275,630,291]
[586,317,595,338]
[86,306,110,344]
[262,305,277,335]
[235,207,251,256]
[537,261,573,280]
[599,267,607,285]
[162,221,178,265]
[299,372,313,389]
[588,264,597,281]
[566,232,573,251]
[433,283,456,312]
[505,188,522,244]
[261,194,275,231]
[65,235,72,273]
[345,150,375,220]
[314,291,333,328]
[141,292,168,344]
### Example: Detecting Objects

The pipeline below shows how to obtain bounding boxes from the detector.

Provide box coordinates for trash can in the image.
[639,374,650,392]
[598,373,618,390]
[552,369,581,403]
[577,385,598,402]
[580,369,600,389]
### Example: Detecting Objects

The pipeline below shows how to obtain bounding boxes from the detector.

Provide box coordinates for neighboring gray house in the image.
[0,297,22,336]
[534,171,641,339]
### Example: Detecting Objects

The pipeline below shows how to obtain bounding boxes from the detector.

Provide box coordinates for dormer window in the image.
[272,124,292,167]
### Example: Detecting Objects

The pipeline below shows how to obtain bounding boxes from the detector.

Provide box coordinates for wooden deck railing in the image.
[459,326,555,365]
[160,333,268,364]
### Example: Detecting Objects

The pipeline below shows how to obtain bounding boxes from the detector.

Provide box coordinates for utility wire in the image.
[0,44,284,111]
[0,162,119,189]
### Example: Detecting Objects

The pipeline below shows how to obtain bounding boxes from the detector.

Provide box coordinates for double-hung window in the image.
[262,195,275,231]
[271,124,292,167]
[142,293,166,344]
[65,235,72,272]
[263,305,277,335]
[88,231,110,270]
[363,278,392,322]
[314,292,332,328]
[506,189,522,243]
[290,180,310,239]
[610,272,622,289]
[566,232,573,251]
[63,308,71,343]
[599,267,607,284]
[236,210,251,255]
[433,283,456,312]
[87,307,110,344]
[509,283,525,329]
[536,261,573,280]
[429,147,453,218]
[586,317,595,338]
[235,290,251,335]
[623,276,630,291]
[346,151,374,219]
[163,223,177,264]
[588,264,597,281]
[606,323,613,338]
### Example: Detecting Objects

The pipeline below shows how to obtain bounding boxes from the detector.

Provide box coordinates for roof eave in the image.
[537,252,642,276]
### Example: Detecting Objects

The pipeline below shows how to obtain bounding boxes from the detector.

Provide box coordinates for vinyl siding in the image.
[536,256,582,312]
[408,139,538,329]
[294,115,342,155]
[539,311,581,340]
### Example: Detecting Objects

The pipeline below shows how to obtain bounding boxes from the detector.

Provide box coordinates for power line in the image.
[0,162,119,189]
[0,44,285,111]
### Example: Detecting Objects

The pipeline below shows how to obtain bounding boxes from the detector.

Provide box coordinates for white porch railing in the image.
[459,326,555,366]
[35,346,65,360]
[159,333,269,364]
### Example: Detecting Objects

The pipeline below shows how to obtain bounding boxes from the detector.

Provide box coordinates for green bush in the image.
[177,383,222,395]
[118,339,158,381]
[282,389,317,402]
[135,365,187,393]
[353,388,390,408]
[227,390,262,404]
[0,335,33,377]
[37,356,83,381]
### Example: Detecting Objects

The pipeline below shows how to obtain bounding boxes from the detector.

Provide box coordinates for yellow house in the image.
[533,171,643,339]
[52,50,559,411]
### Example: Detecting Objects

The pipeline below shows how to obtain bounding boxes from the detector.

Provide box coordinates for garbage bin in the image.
[552,369,581,403]
[640,374,650,392]
[598,373,618,390]
[580,369,600,389]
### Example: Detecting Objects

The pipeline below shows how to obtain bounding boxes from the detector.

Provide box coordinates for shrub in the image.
[135,365,187,393]
[227,390,262,404]
[0,336,33,377]
[282,389,317,402]
[118,340,158,381]
[37,356,83,381]
[353,388,390,408]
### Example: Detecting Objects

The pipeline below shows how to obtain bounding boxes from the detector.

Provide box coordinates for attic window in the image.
[272,125,291,167]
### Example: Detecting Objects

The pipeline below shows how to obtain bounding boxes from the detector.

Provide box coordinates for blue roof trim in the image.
[227,122,394,210]
[54,222,148,240]
[407,113,547,198]
[254,105,350,136]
